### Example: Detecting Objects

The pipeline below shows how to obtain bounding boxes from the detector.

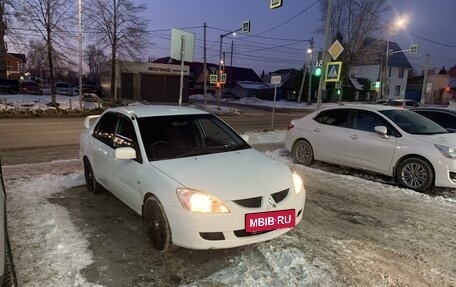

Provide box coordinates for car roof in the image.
[388,99,419,103]
[320,104,402,112]
[107,105,209,118]
[410,107,456,114]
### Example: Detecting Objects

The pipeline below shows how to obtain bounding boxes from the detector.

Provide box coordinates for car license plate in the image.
[245,209,295,232]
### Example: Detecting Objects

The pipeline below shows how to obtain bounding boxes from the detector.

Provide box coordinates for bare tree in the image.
[84,44,107,85]
[25,40,48,80]
[15,0,77,106]
[320,0,391,77]
[85,0,150,99]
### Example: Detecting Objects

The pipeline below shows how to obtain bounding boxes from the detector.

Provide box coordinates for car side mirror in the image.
[241,134,249,143]
[115,147,136,160]
[374,126,389,139]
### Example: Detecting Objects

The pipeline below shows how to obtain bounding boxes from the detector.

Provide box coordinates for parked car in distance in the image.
[285,104,456,192]
[411,107,456,132]
[55,82,74,96]
[0,158,18,287]
[376,99,391,105]
[384,99,421,108]
[0,79,19,94]
[73,84,102,97]
[80,105,306,251]
[20,80,41,94]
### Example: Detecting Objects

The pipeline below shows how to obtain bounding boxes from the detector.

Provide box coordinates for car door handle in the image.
[349,134,358,140]
[313,128,320,132]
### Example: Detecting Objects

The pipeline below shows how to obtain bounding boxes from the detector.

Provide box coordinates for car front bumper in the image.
[166,189,306,250]
[433,156,456,188]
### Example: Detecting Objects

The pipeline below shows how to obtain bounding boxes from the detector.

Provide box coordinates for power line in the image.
[248,0,320,37]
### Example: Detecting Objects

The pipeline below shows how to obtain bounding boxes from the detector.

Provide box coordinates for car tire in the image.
[396,158,434,192]
[143,196,175,252]
[3,233,18,287]
[83,158,101,194]
[292,139,314,166]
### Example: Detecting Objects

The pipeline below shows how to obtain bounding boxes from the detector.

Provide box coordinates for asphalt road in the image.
[0,108,308,165]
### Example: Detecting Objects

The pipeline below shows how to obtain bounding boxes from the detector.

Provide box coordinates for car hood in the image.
[412,133,456,146]
[151,148,293,200]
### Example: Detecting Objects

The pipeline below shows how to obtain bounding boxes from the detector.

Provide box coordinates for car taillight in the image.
[287,122,294,130]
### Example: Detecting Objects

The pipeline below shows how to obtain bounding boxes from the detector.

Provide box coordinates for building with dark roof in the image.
[153,57,262,96]
[5,53,26,80]
[349,38,412,100]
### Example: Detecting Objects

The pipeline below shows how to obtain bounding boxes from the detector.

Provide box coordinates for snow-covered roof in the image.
[235,81,269,90]
[349,78,364,90]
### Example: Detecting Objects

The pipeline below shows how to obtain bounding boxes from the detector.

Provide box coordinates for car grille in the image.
[232,188,289,208]
[234,229,273,237]
[233,196,262,208]
[271,189,289,203]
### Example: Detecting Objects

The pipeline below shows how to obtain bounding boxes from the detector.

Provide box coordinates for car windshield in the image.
[380,109,449,135]
[387,101,404,106]
[138,114,250,161]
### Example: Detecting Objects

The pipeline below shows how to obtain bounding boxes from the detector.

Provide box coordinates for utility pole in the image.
[0,1,7,78]
[78,0,83,108]
[203,22,207,104]
[297,64,306,102]
[421,53,430,105]
[316,0,332,109]
[229,40,233,93]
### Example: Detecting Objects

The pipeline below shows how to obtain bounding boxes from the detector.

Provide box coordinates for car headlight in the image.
[292,172,304,195]
[176,188,230,213]
[435,144,456,159]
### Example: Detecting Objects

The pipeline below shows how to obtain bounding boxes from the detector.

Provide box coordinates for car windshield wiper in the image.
[175,144,250,158]
[222,143,250,152]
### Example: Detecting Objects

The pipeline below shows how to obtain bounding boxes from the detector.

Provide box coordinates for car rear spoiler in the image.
[83,115,100,129]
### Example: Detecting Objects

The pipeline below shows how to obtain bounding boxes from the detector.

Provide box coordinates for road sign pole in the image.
[271,85,277,130]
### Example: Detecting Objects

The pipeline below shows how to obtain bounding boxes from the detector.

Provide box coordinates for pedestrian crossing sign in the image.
[325,61,342,82]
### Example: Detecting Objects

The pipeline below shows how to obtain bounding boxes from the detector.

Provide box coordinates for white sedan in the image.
[285,104,456,192]
[80,105,305,251]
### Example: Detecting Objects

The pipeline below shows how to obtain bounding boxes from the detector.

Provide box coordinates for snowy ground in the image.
[2,94,456,286]
[2,130,456,286]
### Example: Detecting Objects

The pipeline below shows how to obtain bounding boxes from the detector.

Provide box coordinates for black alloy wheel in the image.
[83,158,101,194]
[143,196,175,251]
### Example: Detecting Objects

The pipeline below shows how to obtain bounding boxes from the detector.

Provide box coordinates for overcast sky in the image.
[139,0,456,75]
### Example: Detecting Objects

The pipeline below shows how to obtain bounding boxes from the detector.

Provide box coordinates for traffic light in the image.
[314,56,322,76]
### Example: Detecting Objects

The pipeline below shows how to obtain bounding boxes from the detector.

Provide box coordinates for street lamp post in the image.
[307,38,314,105]
[382,16,408,99]
[218,29,241,110]
[382,32,391,99]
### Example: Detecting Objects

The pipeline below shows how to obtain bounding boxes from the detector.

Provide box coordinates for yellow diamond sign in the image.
[328,40,344,61]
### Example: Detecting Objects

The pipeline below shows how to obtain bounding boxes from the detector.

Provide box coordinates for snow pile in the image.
[244,130,286,145]
[0,94,100,111]
[4,160,101,287]
[183,241,337,287]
